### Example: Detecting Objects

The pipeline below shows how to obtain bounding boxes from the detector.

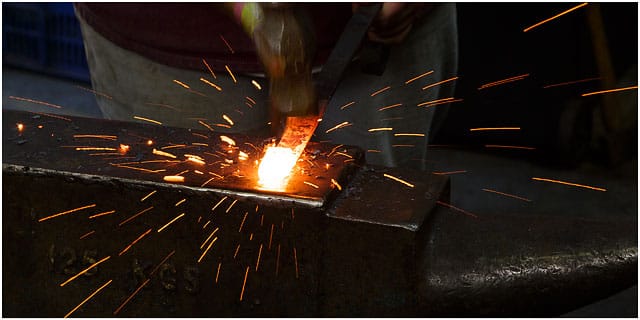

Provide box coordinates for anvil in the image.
[2,110,636,317]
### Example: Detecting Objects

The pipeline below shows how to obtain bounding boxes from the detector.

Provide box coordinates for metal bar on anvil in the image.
[2,110,365,208]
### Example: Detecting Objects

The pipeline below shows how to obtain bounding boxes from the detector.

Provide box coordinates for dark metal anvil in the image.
[2,110,636,317]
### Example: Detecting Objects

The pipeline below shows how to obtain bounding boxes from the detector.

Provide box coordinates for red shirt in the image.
[75,3,352,73]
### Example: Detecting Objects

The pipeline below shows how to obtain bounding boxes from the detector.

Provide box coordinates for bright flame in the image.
[258,147,298,190]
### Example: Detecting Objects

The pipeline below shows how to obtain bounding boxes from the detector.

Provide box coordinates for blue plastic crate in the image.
[3,3,91,82]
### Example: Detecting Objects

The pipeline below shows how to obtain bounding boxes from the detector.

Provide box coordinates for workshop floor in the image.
[2,66,637,316]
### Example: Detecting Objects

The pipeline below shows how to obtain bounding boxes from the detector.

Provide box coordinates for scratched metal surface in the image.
[2,110,363,208]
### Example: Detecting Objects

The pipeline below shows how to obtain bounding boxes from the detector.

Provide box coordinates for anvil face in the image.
[2,111,363,208]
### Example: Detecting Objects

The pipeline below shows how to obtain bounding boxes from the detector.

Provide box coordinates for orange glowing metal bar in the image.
[251,80,262,90]
[422,76,459,90]
[532,177,606,191]
[470,127,521,131]
[370,85,391,96]
[220,34,235,53]
[88,210,116,219]
[378,103,403,111]
[216,262,222,283]
[38,204,96,222]
[433,170,468,175]
[202,58,216,79]
[212,196,227,212]
[198,120,215,132]
[582,85,638,97]
[257,146,298,190]
[239,211,249,232]
[405,70,434,84]
[226,199,238,213]
[368,127,393,132]
[340,101,356,110]
[542,77,600,89]
[485,144,536,150]
[200,77,222,91]
[222,114,234,126]
[225,65,237,83]
[164,175,186,183]
[293,247,299,279]
[436,200,478,218]
[9,95,63,109]
[113,279,149,316]
[201,227,219,249]
[76,147,117,151]
[61,256,111,287]
[395,133,425,137]
[157,213,185,233]
[79,230,95,239]
[325,121,352,133]
[383,173,415,188]
[331,178,342,191]
[119,228,152,256]
[240,266,250,301]
[523,2,588,32]
[173,79,190,89]
[119,206,153,226]
[152,148,177,158]
[482,188,532,202]
[133,115,162,125]
[73,134,117,140]
[198,237,218,263]
[478,74,529,90]
[65,279,112,318]
[417,97,454,107]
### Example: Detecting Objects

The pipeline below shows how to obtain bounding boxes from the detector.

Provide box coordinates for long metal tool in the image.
[277,4,382,156]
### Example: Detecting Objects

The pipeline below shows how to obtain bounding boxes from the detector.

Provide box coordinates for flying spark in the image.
[133,116,162,125]
[38,204,96,222]
[163,175,185,183]
[75,86,113,99]
[76,147,117,151]
[239,211,249,232]
[340,101,356,110]
[113,279,150,316]
[482,188,532,202]
[64,279,112,318]
[378,103,403,111]
[485,144,536,150]
[226,199,238,213]
[532,177,606,191]
[234,244,241,259]
[251,80,262,90]
[157,213,185,232]
[417,97,454,107]
[225,65,237,83]
[436,200,478,218]
[220,34,235,53]
[478,74,529,90]
[119,206,153,227]
[433,170,467,175]
[212,196,227,212]
[222,114,234,126]
[79,230,95,239]
[269,224,275,250]
[202,58,216,79]
[523,2,589,32]
[256,244,263,271]
[200,77,222,91]
[73,134,117,140]
[325,121,352,133]
[88,210,116,219]
[331,178,342,191]
[246,96,256,105]
[394,133,425,137]
[240,266,250,301]
[405,70,434,84]
[422,76,459,90]
[198,120,215,132]
[220,135,236,146]
[293,247,299,279]
[581,85,638,97]
[118,228,152,256]
[276,244,281,276]
[198,237,218,263]
[470,127,521,131]
[370,85,391,96]
[383,173,415,188]
[303,181,319,189]
[368,127,393,132]
[542,77,600,89]
[9,95,63,109]
[200,227,219,249]
[173,79,190,89]
[60,256,111,287]
[30,111,72,121]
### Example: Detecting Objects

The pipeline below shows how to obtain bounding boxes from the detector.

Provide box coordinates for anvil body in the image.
[2,110,636,317]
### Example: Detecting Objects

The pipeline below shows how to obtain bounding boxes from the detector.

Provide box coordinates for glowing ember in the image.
[119,144,130,154]
[258,147,298,190]
[17,123,24,133]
